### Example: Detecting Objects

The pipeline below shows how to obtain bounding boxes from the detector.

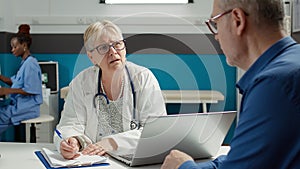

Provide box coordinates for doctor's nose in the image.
[108,46,118,56]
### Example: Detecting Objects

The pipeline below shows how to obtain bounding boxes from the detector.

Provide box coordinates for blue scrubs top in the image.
[0,56,42,126]
[179,37,300,169]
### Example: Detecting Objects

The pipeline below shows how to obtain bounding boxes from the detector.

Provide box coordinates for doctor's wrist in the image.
[106,138,118,151]
[98,138,118,151]
[73,135,89,151]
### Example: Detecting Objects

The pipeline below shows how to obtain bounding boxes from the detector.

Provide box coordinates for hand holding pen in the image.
[55,129,80,160]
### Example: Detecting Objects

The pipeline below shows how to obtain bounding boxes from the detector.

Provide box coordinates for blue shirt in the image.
[0,56,42,125]
[180,36,300,169]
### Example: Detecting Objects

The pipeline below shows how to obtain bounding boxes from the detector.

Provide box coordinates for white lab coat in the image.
[54,61,167,154]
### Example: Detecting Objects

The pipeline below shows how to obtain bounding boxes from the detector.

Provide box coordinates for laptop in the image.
[108,111,236,166]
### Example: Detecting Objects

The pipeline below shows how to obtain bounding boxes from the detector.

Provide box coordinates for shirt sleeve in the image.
[53,72,91,150]
[179,155,227,169]
[23,62,42,94]
[219,75,300,168]
[11,58,42,95]
[134,68,167,119]
[178,73,300,169]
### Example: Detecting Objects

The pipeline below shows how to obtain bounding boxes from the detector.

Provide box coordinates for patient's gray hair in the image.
[218,0,284,29]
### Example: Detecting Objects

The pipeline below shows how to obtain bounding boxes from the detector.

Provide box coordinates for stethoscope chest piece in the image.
[130,120,137,130]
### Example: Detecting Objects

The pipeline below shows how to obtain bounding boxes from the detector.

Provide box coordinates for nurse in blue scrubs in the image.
[0,24,43,134]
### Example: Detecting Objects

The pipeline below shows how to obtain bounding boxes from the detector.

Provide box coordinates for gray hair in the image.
[218,0,284,29]
[84,20,123,51]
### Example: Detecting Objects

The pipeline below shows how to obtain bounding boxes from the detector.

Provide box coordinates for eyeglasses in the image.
[90,40,126,55]
[205,9,233,35]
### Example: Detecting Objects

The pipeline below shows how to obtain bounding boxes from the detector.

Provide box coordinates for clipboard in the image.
[34,151,109,169]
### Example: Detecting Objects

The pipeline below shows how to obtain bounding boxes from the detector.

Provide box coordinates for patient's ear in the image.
[232,8,247,36]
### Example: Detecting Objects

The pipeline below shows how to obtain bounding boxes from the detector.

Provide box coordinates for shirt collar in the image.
[20,55,31,64]
[236,36,297,94]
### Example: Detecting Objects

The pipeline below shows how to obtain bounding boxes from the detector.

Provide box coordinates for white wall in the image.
[1,0,214,34]
[0,0,9,31]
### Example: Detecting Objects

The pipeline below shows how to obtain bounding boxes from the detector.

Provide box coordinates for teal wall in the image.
[0,53,236,143]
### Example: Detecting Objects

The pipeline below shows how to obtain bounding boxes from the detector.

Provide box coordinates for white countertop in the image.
[0,142,230,169]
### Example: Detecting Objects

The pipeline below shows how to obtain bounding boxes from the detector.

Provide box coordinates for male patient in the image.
[161,0,300,168]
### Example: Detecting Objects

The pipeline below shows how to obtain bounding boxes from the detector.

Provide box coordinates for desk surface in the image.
[0,142,229,169]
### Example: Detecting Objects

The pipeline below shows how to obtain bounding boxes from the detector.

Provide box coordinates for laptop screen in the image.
[109,111,236,166]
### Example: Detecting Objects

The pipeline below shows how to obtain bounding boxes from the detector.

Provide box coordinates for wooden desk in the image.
[162,90,224,112]
[0,142,229,169]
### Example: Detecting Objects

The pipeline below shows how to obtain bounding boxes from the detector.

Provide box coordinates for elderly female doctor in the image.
[54,20,167,159]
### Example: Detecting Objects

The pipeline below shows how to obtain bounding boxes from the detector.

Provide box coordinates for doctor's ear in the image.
[86,51,93,58]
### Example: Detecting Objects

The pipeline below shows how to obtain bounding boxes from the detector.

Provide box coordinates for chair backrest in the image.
[60,86,69,100]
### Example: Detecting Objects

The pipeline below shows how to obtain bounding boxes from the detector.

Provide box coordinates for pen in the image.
[55,129,67,143]
[55,129,80,156]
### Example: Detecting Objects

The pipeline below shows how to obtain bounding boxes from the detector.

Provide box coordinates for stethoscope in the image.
[93,65,140,130]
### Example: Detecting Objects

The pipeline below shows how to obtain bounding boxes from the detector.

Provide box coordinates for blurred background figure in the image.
[0,24,43,139]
